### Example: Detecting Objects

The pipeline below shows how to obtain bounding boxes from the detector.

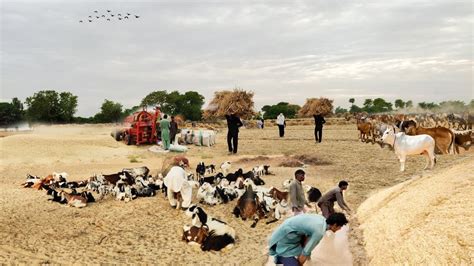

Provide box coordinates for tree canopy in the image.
[261,102,300,119]
[94,100,124,122]
[25,90,77,122]
[141,90,204,121]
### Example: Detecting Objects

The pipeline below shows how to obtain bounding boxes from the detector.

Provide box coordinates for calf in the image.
[357,120,374,143]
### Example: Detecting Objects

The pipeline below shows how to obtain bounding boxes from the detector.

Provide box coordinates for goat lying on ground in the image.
[185,205,235,251]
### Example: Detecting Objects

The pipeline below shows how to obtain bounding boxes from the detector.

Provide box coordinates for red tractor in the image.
[112,106,161,145]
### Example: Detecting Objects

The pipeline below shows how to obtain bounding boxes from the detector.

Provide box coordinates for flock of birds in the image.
[79,10,140,23]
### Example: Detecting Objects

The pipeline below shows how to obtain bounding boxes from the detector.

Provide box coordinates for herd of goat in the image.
[21,161,323,251]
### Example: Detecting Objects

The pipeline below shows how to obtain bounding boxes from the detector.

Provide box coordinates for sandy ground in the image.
[0,123,472,264]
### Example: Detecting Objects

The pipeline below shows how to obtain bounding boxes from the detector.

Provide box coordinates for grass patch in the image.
[128,155,142,163]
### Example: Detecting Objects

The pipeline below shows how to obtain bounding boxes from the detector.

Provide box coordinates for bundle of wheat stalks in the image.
[203,89,255,119]
[298,97,334,117]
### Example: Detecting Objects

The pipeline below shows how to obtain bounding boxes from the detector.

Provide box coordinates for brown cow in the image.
[406,126,455,154]
[453,130,472,154]
[357,119,374,143]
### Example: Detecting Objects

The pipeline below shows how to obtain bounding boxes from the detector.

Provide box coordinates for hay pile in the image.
[203,89,255,119]
[298,97,334,117]
[160,156,189,176]
[357,159,473,264]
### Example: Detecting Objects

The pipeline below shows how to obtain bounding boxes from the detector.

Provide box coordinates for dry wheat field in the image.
[0,122,472,264]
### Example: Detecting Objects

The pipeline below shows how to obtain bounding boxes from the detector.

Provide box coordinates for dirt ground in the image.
[0,123,472,264]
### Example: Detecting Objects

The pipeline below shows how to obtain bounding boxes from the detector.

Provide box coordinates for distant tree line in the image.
[1,89,473,126]
[336,98,474,114]
[0,89,205,125]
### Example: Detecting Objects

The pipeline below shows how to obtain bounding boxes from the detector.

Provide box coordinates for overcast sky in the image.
[1,0,472,116]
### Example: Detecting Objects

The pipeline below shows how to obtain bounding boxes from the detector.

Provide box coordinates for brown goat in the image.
[60,191,87,208]
[268,187,288,202]
[182,225,209,244]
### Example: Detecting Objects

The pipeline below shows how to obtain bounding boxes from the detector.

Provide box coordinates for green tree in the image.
[261,102,300,119]
[94,100,123,122]
[335,106,348,114]
[405,100,413,108]
[372,98,393,113]
[350,104,362,113]
[362,99,374,113]
[58,92,78,122]
[140,90,205,121]
[25,90,77,122]
[394,99,405,109]
[418,102,438,110]
[179,91,205,121]
[0,98,24,125]
[349,98,355,105]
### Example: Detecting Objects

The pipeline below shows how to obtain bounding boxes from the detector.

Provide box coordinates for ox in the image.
[382,127,436,172]
[405,126,455,154]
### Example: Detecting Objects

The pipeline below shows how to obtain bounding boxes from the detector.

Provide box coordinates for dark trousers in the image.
[278,125,285,137]
[227,131,238,153]
[315,127,323,142]
[275,256,299,266]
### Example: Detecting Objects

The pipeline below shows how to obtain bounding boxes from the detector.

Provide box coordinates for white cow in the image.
[382,127,436,172]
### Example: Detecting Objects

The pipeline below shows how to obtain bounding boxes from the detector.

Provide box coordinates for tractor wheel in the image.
[124,134,132,145]
[112,129,123,141]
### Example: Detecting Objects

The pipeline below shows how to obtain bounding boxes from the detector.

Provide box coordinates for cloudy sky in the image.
[1,0,472,116]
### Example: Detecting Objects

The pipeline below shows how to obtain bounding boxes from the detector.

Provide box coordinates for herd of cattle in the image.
[21,162,322,252]
[356,113,473,154]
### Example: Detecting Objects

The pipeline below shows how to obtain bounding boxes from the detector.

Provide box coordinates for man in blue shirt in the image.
[268,213,348,265]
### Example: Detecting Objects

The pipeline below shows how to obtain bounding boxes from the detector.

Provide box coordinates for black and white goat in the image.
[185,205,235,251]
[196,162,206,180]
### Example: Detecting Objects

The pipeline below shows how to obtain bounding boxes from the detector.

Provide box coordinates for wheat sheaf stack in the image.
[298,97,334,117]
[203,89,255,119]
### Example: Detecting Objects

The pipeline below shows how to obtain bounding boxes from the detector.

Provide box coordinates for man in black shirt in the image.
[313,114,326,143]
[225,113,243,154]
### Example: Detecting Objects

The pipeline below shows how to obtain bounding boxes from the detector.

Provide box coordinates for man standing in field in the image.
[277,113,286,137]
[160,114,171,150]
[225,112,243,154]
[268,212,348,266]
[289,169,310,216]
[313,114,326,143]
[170,116,178,145]
[318,181,351,218]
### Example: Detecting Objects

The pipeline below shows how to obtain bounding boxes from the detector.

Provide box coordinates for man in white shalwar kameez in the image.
[164,165,193,209]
